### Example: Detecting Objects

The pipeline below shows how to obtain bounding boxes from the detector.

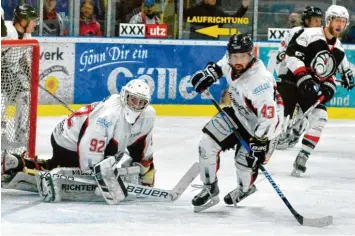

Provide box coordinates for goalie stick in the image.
[204,89,333,228]
[40,162,199,202]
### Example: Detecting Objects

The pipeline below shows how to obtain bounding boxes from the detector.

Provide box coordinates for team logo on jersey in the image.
[310,50,336,81]
[211,114,232,136]
[253,82,270,95]
[96,117,112,128]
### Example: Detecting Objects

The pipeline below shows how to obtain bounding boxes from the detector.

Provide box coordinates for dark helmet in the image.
[302,6,323,25]
[13,4,39,23]
[227,33,253,55]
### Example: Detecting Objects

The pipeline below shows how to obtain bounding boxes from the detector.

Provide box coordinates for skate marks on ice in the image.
[1,190,42,217]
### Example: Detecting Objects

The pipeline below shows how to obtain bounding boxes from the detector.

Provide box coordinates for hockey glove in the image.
[276,51,286,64]
[249,137,269,167]
[132,161,155,186]
[296,74,322,102]
[191,62,223,93]
[320,81,336,103]
[341,69,354,90]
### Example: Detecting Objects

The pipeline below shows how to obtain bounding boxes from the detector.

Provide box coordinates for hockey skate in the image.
[192,180,220,212]
[276,132,292,150]
[224,184,257,206]
[288,133,301,148]
[291,150,310,177]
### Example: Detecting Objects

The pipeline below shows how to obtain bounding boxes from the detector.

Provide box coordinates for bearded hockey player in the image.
[277,5,354,177]
[276,6,323,150]
[1,4,38,149]
[190,34,284,212]
[2,79,156,205]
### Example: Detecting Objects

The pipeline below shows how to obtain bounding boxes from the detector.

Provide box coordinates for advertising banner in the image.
[259,46,355,108]
[38,41,75,104]
[267,28,290,41]
[119,24,145,38]
[74,42,228,104]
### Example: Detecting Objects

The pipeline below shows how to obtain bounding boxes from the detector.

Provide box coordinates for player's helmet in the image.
[120,79,151,124]
[325,5,349,27]
[227,33,253,55]
[302,6,323,26]
[13,4,39,23]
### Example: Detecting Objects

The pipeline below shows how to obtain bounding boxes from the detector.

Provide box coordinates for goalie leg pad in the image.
[94,157,128,205]
[36,171,61,202]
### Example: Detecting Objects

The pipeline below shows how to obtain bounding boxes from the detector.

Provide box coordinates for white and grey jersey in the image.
[216,53,283,140]
[52,94,156,171]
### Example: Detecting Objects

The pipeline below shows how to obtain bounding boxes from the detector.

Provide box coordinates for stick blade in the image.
[302,215,333,227]
[170,162,200,201]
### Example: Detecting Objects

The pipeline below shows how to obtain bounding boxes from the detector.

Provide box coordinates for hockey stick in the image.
[204,90,333,227]
[289,95,324,130]
[41,162,199,202]
[38,84,74,113]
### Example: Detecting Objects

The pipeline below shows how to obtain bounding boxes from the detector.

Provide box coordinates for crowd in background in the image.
[1,0,355,43]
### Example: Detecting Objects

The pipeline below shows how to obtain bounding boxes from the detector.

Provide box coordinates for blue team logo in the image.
[253,82,271,95]
[211,114,232,136]
[96,117,112,128]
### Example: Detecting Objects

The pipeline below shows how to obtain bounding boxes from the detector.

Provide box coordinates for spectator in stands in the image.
[43,0,67,36]
[80,0,102,19]
[129,0,160,24]
[79,0,102,36]
[183,0,250,39]
[288,12,301,28]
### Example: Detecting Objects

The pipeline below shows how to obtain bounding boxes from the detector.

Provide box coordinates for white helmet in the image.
[120,79,151,124]
[325,5,349,27]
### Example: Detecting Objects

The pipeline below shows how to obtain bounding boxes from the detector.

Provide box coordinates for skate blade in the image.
[232,186,258,206]
[291,169,301,177]
[193,196,220,213]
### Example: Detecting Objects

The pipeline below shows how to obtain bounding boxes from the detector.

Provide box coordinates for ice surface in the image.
[1,117,355,236]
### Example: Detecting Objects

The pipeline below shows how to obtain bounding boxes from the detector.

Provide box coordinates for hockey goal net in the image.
[1,39,40,159]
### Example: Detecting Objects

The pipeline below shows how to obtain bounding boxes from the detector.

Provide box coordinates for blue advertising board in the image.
[259,46,355,108]
[74,42,229,104]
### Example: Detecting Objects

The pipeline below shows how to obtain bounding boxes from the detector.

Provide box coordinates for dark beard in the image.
[146,12,155,19]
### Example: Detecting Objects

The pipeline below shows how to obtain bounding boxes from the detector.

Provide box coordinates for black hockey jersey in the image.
[283,27,350,81]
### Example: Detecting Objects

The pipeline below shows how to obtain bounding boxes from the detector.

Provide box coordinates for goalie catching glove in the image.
[191,62,223,93]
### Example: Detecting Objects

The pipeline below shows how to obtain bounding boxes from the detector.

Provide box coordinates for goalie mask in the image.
[120,79,151,124]
[227,33,255,78]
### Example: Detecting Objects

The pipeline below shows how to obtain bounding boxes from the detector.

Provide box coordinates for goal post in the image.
[1,39,40,159]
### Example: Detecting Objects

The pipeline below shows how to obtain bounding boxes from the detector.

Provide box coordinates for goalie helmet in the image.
[325,5,349,27]
[302,6,323,26]
[13,4,39,23]
[120,79,151,124]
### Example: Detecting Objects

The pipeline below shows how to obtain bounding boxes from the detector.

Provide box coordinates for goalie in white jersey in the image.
[190,34,284,212]
[2,79,157,204]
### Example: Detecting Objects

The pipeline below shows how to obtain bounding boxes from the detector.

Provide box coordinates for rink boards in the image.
[35,38,355,119]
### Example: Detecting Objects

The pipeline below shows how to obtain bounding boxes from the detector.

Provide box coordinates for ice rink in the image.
[1,117,355,236]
